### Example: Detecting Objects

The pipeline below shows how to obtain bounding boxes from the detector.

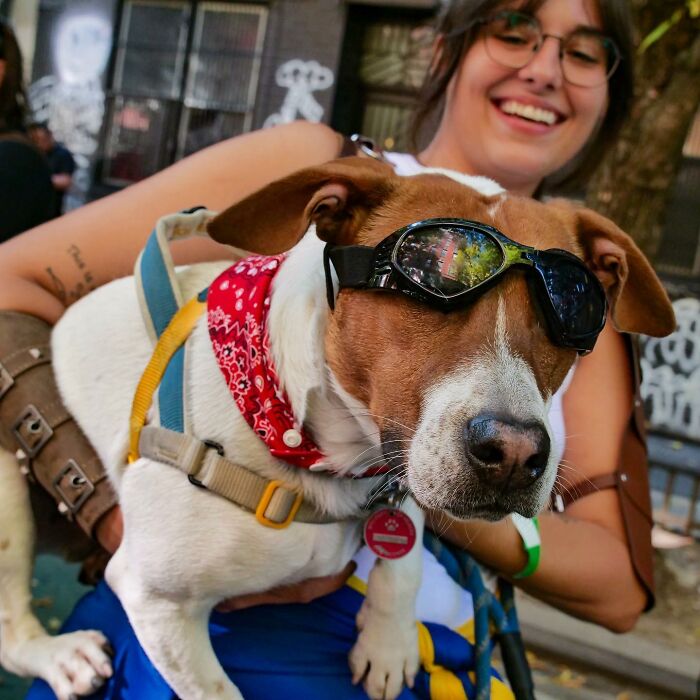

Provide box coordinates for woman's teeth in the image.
[500,100,557,125]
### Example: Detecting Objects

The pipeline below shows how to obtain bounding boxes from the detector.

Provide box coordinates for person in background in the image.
[0,19,53,241]
[0,1,665,698]
[28,121,76,217]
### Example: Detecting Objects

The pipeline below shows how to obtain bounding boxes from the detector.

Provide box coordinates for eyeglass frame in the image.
[472,10,622,88]
[324,218,608,355]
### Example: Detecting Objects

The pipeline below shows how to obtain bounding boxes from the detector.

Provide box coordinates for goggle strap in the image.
[323,244,375,309]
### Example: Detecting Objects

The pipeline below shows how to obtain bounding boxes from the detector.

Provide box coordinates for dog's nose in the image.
[463,414,550,491]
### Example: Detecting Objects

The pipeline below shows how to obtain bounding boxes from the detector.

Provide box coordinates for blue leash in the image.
[423,531,536,700]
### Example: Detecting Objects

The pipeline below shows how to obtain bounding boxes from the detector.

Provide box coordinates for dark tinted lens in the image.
[395,225,504,298]
[538,254,606,338]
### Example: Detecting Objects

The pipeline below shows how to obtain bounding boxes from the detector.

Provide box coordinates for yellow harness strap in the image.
[128,296,206,462]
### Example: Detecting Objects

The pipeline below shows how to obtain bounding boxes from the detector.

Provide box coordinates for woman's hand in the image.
[95,505,124,554]
[215,561,357,612]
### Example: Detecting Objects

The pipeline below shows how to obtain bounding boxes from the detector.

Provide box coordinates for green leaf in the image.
[638,7,686,54]
[688,0,700,18]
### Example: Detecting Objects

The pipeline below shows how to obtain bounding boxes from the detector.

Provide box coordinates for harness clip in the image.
[188,439,224,488]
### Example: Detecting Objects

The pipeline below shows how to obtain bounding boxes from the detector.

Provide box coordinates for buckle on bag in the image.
[12,404,53,457]
[0,362,14,400]
[52,459,96,514]
[255,480,303,529]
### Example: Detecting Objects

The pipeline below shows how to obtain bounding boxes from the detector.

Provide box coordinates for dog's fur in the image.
[0,157,674,700]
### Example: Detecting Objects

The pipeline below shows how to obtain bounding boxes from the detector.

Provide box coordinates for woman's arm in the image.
[0,121,344,322]
[427,321,647,633]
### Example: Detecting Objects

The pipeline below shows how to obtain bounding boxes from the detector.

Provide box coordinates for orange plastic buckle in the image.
[255,480,303,529]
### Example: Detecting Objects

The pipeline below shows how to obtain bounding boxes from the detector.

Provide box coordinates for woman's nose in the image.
[517,36,564,90]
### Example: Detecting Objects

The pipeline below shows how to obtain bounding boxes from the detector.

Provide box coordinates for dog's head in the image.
[208,157,674,520]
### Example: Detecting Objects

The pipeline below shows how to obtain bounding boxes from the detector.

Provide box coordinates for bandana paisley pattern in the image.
[207,255,324,469]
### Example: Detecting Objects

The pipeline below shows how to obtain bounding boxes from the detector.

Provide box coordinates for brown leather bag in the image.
[0,311,117,559]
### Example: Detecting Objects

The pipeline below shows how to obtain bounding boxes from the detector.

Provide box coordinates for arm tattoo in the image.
[45,266,67,304]
[45,244,97,305]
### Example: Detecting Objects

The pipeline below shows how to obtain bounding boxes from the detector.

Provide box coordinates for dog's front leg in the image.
[0,449,112,699]
[107,546,243,700]
[349,496,423,700]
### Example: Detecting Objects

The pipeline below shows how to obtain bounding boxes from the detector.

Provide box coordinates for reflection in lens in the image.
[396,226,504,297]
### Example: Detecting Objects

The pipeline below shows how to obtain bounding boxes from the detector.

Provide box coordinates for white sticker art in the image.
[263,59,334,128]
[28,13,113,207]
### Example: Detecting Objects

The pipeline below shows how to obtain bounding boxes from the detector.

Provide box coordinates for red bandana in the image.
[207,255,325,469]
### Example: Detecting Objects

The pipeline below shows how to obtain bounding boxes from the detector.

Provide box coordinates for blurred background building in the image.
[2,0,697,287]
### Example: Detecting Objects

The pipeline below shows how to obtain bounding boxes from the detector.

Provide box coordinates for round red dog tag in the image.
[364,508,417,559]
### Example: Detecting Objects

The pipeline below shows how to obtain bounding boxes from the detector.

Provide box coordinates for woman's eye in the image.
[566,49,599,64]
[565,36,607,65]
[494,31,530,46]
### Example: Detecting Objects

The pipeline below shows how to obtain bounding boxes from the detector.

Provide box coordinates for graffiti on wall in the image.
[640,297,700,439]
[29,14,112,207]
[263,59,334,128]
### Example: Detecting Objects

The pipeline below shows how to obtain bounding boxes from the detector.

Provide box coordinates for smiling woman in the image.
[0,1,669,699]
[415,0,633,193]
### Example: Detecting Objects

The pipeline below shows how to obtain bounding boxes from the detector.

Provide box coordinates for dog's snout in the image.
[464,414,550,491]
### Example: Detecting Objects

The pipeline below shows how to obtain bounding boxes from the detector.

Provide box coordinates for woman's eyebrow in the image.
[569,24,608,36]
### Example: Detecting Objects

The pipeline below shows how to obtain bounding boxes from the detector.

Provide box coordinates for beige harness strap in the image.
[139,426,339,528]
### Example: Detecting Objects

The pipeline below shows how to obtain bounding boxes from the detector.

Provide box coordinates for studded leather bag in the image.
[0,311,116,558]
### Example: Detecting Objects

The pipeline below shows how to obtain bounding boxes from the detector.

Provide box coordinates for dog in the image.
[0,156,675,700]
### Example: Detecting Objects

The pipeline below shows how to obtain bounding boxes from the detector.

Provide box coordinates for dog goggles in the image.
[323,218,607,355]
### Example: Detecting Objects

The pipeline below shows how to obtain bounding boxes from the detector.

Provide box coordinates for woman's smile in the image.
[490,96,566,134]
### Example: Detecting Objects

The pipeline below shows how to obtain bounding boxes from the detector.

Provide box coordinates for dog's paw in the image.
[349,616,419,700]
[12,630,113,700]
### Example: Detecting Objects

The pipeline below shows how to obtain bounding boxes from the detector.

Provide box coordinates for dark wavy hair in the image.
[411,0,635,190]
[0,19,28,132]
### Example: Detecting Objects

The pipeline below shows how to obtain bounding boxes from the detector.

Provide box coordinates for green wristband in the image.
[511,513,541,579]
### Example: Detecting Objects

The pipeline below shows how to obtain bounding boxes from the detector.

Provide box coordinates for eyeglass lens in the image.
[396,226,504,297]
[483,11,619,87]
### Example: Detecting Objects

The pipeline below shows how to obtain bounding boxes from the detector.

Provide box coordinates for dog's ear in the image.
[548,200,675,337]
[207,157,396,254]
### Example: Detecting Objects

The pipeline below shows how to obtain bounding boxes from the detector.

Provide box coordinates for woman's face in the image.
[435,0,609,193]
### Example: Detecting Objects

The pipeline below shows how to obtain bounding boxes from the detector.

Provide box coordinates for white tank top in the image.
[350,152,574,627]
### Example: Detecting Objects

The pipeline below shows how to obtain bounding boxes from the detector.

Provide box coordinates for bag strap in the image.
[550,334,655,607]
[337,133,388,161]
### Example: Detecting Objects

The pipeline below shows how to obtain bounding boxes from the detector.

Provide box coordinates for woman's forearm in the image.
[0,121,342,322]
[428,508,646,633]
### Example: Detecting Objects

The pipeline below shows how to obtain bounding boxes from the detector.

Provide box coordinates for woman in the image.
[0,0,656,697]
[0,19,54,241]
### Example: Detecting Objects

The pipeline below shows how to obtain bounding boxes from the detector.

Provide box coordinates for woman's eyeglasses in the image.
[324,218,607,355]
[478,11,621,88]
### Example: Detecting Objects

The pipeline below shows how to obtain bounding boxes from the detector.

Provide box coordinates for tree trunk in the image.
[586,2,700,260]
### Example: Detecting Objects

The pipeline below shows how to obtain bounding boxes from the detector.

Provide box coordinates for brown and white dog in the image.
[0,157,674,700]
